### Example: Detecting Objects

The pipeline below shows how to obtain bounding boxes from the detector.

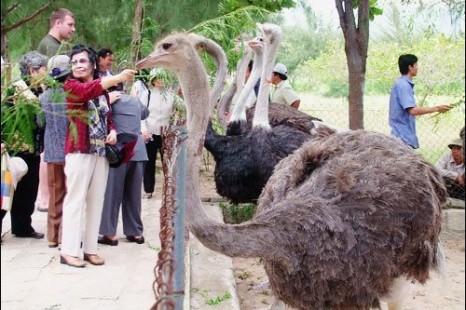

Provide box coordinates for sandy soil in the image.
[197,162,465,310]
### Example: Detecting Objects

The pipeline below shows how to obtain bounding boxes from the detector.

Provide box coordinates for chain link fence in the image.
[300,94,465,165]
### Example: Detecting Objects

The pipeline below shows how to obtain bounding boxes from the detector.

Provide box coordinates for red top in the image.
[63,78,115,154]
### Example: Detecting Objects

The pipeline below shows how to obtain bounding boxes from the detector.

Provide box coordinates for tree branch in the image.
[357,0,370,53]
[2,3,20,17]
[2,0,56,33]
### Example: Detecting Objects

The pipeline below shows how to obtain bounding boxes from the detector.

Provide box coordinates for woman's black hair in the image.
[70,44,99,79]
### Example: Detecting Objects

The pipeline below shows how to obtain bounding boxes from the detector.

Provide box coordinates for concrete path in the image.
[1,194,239,310]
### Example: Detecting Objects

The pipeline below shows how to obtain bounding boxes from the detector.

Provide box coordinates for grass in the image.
[299,93,465,164]
[193,288,232,306]
[219,202,257,224]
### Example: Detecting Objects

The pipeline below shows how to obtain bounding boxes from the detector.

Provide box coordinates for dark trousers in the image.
[100,161,144,236]
[10,152,41,236]
[143,135,163,194]
[444,177,465,200]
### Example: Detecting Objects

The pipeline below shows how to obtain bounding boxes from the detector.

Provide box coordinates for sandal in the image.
[60,254,86,268]
[83,253,105,265]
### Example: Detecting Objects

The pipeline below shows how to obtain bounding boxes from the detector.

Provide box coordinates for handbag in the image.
[105,133,138,168]
[1,152,28,211]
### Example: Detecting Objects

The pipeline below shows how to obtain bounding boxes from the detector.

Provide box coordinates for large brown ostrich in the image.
[136,32,446,310]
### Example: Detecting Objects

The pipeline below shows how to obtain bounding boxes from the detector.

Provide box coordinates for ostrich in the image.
[226,40,321,136]
[203,23,312,204]
[137,31,446,310]
[227,36,265,136]
[216,46,253,128]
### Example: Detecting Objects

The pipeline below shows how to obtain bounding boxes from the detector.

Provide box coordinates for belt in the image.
[89,139,105,147]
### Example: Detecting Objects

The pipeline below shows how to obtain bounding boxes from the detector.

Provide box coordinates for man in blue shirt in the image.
[389,54,451,148]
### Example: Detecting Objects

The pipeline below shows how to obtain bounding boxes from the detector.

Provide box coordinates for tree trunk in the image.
[128,0,144,67]
[335,0,370,130]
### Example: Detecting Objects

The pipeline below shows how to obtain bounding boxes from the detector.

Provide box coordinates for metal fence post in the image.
[173,126,187,310]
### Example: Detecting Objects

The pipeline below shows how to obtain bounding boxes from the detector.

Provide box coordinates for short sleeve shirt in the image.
[271,80,299,106]
[389,75,419,149]
[38,34,70,57]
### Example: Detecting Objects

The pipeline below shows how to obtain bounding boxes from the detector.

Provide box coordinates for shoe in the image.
[83,253,105,265]
[144,193,153,199]
[48,241,59,248]
[15,231,45,239]
[98,235,119,246]
[37,206,48,212]
[126,235,145,244]
[60,254,86,268]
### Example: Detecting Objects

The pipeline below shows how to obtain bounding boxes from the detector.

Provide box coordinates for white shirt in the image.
[131,80,175,136]
[435,152,465,180]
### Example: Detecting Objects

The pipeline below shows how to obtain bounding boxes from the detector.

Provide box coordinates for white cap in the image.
[273,63,287,76]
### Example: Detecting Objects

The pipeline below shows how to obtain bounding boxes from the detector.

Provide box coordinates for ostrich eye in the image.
[258,37,264,42]
[162,43,172,50]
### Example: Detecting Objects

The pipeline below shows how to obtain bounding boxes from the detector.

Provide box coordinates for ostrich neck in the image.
[179,46,273,259]
[230,50,263,122]
[206,42,228,111]
[252,39,279,129]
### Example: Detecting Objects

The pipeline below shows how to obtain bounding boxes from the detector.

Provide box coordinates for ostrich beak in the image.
[136,50,168,69]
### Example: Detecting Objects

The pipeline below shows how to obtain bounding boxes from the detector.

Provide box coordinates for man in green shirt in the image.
[38,8,75,57]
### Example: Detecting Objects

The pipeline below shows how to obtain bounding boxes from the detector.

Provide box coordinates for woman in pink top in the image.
[60,45,136,268]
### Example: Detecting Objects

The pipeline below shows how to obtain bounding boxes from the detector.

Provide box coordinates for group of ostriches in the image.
[136,24,447,310]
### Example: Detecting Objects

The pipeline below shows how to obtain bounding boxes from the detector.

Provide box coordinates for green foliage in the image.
[297,35,465,99]
[193,288,232,306]
[1,88,42,154]
[221,0,295,12]
[220,202,257,224]
[206,292,232,305]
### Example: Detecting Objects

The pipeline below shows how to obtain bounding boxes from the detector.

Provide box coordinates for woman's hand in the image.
[142,131,152,142]
[108,91,123,104]
[106,130,117,145]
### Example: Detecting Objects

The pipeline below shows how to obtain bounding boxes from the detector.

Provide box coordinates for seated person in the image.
[435,138,465,200]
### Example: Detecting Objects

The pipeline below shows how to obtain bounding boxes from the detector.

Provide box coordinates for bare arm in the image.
[100,69,137,90]
[407,105,452,116]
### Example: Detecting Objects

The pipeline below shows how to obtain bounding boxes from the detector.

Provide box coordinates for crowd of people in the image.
[0,8,178,267]
[1,7,464,269]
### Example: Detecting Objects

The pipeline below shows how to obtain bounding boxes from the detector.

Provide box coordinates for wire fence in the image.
[299,94,465,165]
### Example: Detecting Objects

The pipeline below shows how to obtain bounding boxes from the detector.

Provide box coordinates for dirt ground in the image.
[195,167,465,310]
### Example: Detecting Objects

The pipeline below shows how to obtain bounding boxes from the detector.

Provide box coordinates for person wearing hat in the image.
[270,62,301,110]
[39,54,71,247]
[2,51,47,239]
[130,68,176,199]
[435,137,465,200]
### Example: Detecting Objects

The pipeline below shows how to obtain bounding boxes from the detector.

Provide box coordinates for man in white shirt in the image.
[270,63,300,109]
[436,137,464,200]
